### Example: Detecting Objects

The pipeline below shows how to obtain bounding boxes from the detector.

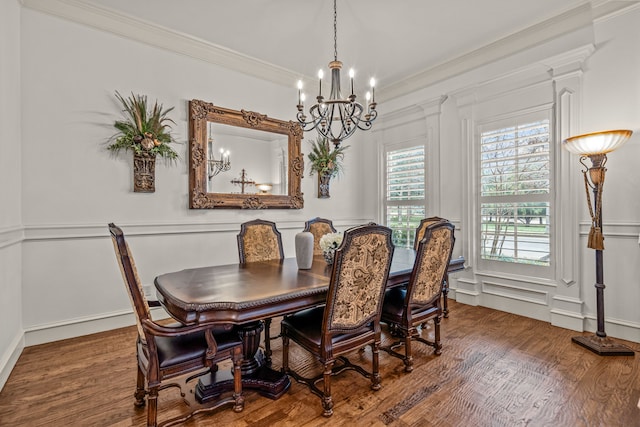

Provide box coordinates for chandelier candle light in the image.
[562,129,634,356]
[207,124,231,180]
[296,0,377,148]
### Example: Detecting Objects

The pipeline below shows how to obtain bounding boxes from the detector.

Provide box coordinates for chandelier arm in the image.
[297,115,324,132]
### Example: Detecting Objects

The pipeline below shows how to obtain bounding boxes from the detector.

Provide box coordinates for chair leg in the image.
[434,315,442,355]
[134,364,146,406]
[442,273,450,318]
[263,318,272,366]
[146,386,159,427]
[232,349,245,413]
[371,340,382,390]
[321,361,334,417]
[403,331,414,373]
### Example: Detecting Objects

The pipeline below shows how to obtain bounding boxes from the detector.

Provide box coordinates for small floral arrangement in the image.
[319,232,343,265]
[319,232,343,252]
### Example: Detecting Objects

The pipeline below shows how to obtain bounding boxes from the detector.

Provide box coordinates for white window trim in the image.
[476,104,555,279]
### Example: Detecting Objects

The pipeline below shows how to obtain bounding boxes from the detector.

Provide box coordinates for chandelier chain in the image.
[333,0,338,61]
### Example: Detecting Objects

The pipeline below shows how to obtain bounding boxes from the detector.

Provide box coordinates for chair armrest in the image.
[140,318,225,338]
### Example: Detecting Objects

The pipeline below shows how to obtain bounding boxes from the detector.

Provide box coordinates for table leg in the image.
[195,321,291,402]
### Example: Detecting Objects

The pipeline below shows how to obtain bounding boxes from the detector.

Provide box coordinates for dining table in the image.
[154,248,464,402]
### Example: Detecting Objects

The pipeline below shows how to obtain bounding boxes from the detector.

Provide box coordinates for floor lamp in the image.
[563,129,634,356]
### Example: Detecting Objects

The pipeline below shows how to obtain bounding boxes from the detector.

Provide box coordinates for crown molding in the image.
[379,1,638,102]
[379,3,595,102]
[20,0,301,88]
[20,0,639,99]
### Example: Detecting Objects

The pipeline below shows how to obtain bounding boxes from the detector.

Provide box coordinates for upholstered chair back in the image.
[409,221,456,305]
[413,216,447,250]
[237,219,284,263]
[109,223,151,345]
[324,224,394,332]
[303,217,337,254]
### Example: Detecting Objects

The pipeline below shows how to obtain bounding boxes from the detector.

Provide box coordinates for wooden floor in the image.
[1,301,639,426]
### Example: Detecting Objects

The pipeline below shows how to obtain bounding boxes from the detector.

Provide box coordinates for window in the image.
[384,145,425,248]
[479,114,551,266]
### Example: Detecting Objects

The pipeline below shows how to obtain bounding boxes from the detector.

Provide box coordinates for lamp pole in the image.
[563,132,635,356]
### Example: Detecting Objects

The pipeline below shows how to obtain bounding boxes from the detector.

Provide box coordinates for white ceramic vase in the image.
[295,231,314,269]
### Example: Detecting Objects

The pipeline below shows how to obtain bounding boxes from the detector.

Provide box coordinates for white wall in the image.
[0,0,24,391]
[17,7,371,347]
[374,5,640,343]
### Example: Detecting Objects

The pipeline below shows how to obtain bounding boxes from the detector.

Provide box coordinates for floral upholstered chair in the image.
[109,223,244,426]
[414,216,456,317]
[281,223,394,417]
[381,220,455,372]
[413,216,447,250]
[303,217,337,255]
[237,219,284,364]
[237,219,284,263]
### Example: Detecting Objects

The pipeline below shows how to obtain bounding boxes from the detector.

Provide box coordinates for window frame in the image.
[382,141,427,249]
[475,106,555,278]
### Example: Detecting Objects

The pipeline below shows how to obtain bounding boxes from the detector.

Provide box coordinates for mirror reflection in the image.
[206,123,288,195]
[188,99,303,210]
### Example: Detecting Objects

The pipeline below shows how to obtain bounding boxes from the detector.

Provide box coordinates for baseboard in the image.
[24,307,169,347]
[550,308,584,332]
[581,315,640,345]
[0,332,25,392]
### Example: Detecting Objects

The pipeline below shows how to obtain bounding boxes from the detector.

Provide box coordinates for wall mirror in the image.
[189,99,304,209]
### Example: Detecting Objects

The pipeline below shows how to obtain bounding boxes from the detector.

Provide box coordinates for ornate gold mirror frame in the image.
[189,99,304,209]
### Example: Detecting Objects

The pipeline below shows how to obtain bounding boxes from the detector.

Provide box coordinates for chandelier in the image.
[295,0,377,148]
[207,124,231,180]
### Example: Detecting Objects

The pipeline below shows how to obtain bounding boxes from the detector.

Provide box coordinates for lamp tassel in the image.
[583,168,605,250]
[587,226,604,250]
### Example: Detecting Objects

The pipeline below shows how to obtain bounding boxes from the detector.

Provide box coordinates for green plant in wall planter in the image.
[108,91,179,192]
[307,137,349,198]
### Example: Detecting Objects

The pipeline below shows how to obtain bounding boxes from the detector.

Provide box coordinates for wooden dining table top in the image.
[154,247,464,326]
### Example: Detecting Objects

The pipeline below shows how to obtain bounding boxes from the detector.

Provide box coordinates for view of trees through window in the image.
[385,146,425,248]
[479,119,551,265]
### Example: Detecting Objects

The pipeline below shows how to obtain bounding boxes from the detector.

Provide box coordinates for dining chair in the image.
[237,219,284,365]
[381,220,455,372]
[109,223,244,426]
[281,223,394,417]
[414,216,456,317]
[413,216,447,249]
[303,217,337,255]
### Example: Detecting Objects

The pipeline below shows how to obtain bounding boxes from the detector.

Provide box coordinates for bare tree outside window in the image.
[480,119,551,265]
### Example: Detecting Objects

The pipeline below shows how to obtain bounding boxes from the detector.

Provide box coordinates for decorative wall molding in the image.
[475,271,557,288]
[21,0,638,101]
[0,331,24,392]
[20,218,372,241]
[0,226,23,249]
[20,0,300,88]
[23,306,169,347]
[481,280,549,306]
[380,3,595,101]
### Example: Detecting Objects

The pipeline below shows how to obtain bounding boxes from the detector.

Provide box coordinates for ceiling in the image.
[84,0,590,83]
[30,0,634,98]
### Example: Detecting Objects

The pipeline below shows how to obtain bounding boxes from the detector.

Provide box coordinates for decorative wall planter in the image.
[318,173,331,199]
[133,152,156,193]
[107,92,179,194]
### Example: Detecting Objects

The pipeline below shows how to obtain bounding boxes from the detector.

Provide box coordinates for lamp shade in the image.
[563,129,632,155]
